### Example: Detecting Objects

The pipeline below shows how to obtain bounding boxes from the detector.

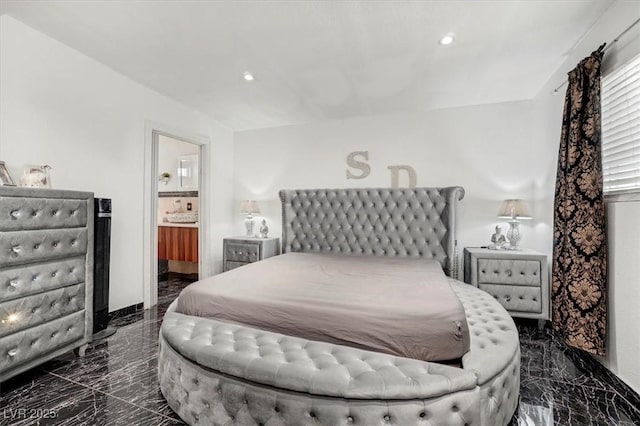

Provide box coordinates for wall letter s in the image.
[346,151,371,179]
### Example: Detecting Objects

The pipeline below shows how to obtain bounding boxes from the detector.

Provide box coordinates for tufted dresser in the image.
[464,247,549,326]
[0,187,94,382]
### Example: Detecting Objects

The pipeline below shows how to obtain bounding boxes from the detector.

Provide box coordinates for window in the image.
[601,53,640,197]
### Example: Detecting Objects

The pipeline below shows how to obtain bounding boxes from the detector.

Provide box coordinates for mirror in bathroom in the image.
[178,154,198,190]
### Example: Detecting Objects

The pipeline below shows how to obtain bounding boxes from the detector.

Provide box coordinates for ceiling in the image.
[1,0,614,131]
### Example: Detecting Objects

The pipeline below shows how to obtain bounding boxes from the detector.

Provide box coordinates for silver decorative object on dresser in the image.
[222,236,280,272]
[0,186,94,382]
[464,247,549,327]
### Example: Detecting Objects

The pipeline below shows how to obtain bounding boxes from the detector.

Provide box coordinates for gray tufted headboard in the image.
[279,187,465,276]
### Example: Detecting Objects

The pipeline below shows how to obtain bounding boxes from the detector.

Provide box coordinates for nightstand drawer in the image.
[480,284,542,313]
[225,261,247,271]
[225,243,259,262]
[478,259,541,286]
[222,237,280,272]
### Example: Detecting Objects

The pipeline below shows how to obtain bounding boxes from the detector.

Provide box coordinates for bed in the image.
[159,187,520,426]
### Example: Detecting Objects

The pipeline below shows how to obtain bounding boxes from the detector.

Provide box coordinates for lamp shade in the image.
[497,199,531,219]
[239,200,261,215]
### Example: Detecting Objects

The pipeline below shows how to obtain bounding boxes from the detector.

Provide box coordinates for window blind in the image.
[601,54,640,194]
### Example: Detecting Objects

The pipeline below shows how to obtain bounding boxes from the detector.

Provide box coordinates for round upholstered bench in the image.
[158,281,520,426]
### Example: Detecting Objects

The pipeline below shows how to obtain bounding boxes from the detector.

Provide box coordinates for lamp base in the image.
[244,214,255,237]
[506,220,521,250]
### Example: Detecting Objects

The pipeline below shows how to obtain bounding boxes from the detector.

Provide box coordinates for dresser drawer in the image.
[225,243,259,262]
[0,257,86,303]
[0,311,85,373]
[0,196,88,231]
[478,259,541,286]
[225,261,247,271]
[0,228,88,268]
[0,283,85,338]
[480,283,542,313]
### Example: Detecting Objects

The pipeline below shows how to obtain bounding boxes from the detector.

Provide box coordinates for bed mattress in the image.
[176,252,470,362]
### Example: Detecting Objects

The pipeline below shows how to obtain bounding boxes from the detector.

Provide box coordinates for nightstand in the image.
[464,247,549,327]
[223,236,280,272]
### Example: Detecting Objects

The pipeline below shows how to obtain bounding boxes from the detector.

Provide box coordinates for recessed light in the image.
[243,71,255,81]
[439,34,455,45]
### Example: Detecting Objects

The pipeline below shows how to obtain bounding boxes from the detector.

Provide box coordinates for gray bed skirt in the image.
[158,280,520,426]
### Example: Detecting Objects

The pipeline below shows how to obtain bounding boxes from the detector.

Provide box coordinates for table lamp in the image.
[498,199,531,250]
[240,200,261,237]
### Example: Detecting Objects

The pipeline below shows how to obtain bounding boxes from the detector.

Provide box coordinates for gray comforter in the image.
[176,252,470,362]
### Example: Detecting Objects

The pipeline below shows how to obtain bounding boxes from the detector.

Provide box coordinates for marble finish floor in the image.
[1,279,639,425]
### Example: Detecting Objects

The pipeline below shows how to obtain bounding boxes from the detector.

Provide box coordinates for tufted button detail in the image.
[347,415,354,423]
[8,348,18,357]
[274,406,280,412]
[10,210,20,218]
[309,412,316,418]
[384,414,391,421]
[9,279,18,287]
[53,241,59,247]
[11,245,21,254]
[451,404,459,412]
[419,411,426,418]
[31,211,38,217]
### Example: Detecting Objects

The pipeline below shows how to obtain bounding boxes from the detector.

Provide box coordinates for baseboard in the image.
[108,302,144,321]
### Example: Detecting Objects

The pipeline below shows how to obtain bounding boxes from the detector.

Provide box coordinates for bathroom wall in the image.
[158,196,199,224]
[157,134,199,192]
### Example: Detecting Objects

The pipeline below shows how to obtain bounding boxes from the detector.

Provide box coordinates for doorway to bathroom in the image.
[143,125,211,309]
[156,135,201,304]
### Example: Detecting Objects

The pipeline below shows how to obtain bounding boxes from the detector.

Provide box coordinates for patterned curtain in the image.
[552,45,608,356]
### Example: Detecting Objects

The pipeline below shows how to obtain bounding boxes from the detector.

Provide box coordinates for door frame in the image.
[143,121,212,308]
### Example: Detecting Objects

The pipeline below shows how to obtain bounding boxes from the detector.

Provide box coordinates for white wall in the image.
[533,0,640,394]
[606,202,640,393]
[235,99,556,267]
[157,134,199,193]
[0,16,235,311]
